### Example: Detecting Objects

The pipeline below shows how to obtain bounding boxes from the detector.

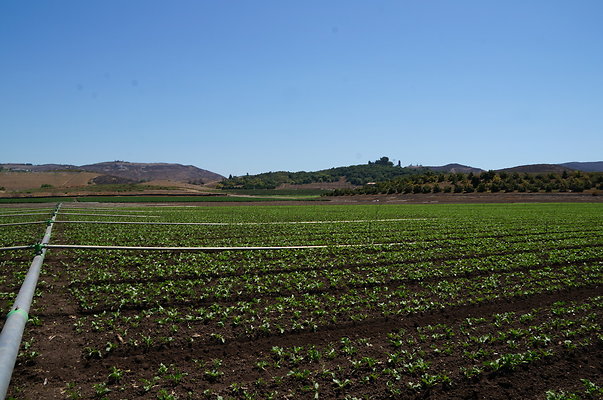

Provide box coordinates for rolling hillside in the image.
[0,171,99,191]
[0,161,224,184]
[424,163,484,174]
[560,161,603,172]
[220,159,430,190]
[496,164,574,173]
[79,161,223,183]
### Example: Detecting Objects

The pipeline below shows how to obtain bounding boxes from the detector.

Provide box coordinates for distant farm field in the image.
[0,195,325,203]
[0,203,601,399]
[0,171,99,191]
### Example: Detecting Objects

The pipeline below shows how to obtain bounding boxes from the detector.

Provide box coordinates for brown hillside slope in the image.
[0,171,99,191]
[79,161,224,183]
[497,164,574,173]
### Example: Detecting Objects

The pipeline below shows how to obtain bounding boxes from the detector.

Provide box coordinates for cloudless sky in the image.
[1,1,602,176]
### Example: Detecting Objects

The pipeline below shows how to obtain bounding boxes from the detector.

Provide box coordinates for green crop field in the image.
[0,203,601,399]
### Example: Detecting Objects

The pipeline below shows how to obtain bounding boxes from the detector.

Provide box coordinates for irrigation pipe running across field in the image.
[0,208,54,213]
[0,203,61,399]
[59,208,154,213]
[0,246,36,252]
[59,213,160,218]
[0,221,47,227]
[45,242,406,251]
[54,218,428,226]
[0,211,53,216]
[0,213,53,218]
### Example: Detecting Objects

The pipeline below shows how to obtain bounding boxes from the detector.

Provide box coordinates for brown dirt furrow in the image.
[94,284,601,362]
[28,284,599,399]
[423,344,603,399]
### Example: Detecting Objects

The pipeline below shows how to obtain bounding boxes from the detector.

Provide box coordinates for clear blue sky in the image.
[2,1,602,176]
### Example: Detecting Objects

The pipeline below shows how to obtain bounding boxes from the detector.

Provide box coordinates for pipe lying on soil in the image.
[0,204,60,400]
[0,246,35,252]
[0,213,51,218]
[59,212,159,218]
[0,221,46,227]
[53,218,427,226]
[44,242,405,251]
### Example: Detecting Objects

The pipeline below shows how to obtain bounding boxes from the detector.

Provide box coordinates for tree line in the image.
[327,170,603,196]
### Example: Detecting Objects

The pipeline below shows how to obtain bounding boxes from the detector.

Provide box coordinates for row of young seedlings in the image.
[52,214,603,247]
[64,296,602,399]
[63,229,603,285]
[67,244,603,310]
[68,257,601,357]
[66,254,602,354]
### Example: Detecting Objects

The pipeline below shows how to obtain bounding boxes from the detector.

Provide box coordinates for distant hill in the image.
[79,161,223,183]
[221,158,430,189]
[0,163,79,172]
[424,163,484,174]
[0,171,99,191]
[0,161,224,184]
[497,164,574,174]
[559,161,603,172]
[218,158,603,190]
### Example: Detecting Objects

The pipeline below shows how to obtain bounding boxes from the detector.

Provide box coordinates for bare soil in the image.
[0,172,99,191]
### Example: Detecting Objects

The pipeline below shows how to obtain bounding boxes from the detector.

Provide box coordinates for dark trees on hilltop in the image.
[218,162,425,190]
[328,170,603,196]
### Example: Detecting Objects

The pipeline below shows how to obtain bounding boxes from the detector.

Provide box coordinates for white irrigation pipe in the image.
[54,218,427,226]
[0,209,53,215]
[0,203,60,399]
[59,208,151,213]
[0,246,34,252]
[60,205,152,210]
[55,220,215,226]
[0,206,54,210]
[46,244,335,251]
[0,213,51,218]
[59,213,160,218]
[0,221,47,227]
[45,242,405,251]
[180,218,428,225]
